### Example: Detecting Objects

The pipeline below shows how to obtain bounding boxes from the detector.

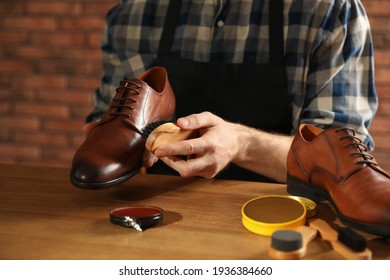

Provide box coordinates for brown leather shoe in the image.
[287,124,390,237]
[70,66,176,189]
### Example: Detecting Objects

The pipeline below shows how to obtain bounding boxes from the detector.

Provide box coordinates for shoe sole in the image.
[70,162,142,190]
[287,174,390,237]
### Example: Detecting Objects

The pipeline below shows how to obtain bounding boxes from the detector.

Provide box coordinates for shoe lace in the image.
[335,128,378,166]
[109,80,142,118]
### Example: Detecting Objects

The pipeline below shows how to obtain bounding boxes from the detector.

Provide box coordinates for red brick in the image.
[42,119,84,133]
[0,143,40,159]
[13,132,68,147]
[69,105,95,120]
[57,48,102,60]
[374,50,390,67]
[14,103,69,118]
[36,90,93,105]
[0,3,24,15]
[0,116,40,130]
[372,34,390,49]
[86,32,104,47]
[0,60,33,73]
[87,62,105,76]
[81,2,117,15]
[69,76,101,90]
[59,17,105,30]
[0,76,11,87]
[42,147,77,163]
[0,103,10,114]
[371,134,390,150]
[35,60,91,74]
[370,117,390,134]
[17,75,68,88]
[31,33,85,46]
[0,130,10,141]
[375,68,390,85]
[365,2,390,16]
[0,31,28,44]
[3,17,57,31]
[26,3,81,15]
[376,99,390,116]
[0,87,35,101]
[6,46,57,59]
[369,17,390,33]
[371,149,390,173]
[376,85,390,99]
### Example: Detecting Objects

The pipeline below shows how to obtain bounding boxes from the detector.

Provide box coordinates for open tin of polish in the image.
[110,206,164,232]
[242,195,316,236]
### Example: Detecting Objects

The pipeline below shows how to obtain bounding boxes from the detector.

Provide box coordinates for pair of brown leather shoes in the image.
[287,124,390,237]
[70,67,176,189]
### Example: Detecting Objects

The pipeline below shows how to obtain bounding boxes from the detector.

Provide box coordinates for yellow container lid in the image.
[289,195,317,218]
[242,195,307,236]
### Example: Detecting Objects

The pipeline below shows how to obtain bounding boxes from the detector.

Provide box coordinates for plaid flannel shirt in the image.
[88,0,377,149]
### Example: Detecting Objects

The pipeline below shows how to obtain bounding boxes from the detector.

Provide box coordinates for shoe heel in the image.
[287,175,328,202]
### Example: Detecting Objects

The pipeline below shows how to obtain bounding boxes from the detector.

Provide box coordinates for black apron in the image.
[149,0,292,182]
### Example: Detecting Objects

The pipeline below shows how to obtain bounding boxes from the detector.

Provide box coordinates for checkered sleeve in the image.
[299,0,377,149]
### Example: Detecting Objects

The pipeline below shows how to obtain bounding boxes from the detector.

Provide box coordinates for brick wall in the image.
[0,0,117,167]
[0,0,389,173]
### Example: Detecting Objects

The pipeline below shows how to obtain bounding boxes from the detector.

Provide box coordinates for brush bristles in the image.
[338,227,367,252]
[141,120,171,140]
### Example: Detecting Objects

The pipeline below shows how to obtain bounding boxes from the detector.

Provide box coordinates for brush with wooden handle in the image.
[268,226,318,260]
[308,218,372,260]
[142,122,200,152]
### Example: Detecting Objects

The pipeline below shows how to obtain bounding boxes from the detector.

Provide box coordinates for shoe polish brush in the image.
[142,122,199,152]
[308,218,372,260]
[268,226,318,260]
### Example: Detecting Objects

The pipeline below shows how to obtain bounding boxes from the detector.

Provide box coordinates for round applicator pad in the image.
[271,230,303,251]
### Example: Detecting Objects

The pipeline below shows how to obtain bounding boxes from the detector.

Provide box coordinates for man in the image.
[85,0,377,183]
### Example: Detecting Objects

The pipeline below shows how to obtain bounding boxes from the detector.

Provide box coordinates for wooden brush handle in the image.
[308,218,372,260]
[145,122,199,152]
[268,226,318,260]
[297,225,318,247]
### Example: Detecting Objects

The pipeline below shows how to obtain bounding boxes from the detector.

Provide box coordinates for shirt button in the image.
[216,19,224,28]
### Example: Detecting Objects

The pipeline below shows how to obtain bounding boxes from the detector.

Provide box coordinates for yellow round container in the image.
[289,195,317,218]
[242,195,307,236]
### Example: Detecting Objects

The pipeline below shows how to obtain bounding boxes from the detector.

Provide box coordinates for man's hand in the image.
[152,112,241,179]
[150,111,293,182]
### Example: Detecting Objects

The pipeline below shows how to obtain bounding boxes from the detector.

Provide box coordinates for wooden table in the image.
[0,164,389,260]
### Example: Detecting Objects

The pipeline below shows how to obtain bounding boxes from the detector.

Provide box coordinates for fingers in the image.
[160,155,220,179]
[153,137,206,158]
[155,137,227,179]
[143,150,158,168]
[152,112,235,179]
[176,112,222,130]
[154,112,221,157]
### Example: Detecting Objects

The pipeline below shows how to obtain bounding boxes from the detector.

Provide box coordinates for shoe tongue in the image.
[300,124,323,141]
